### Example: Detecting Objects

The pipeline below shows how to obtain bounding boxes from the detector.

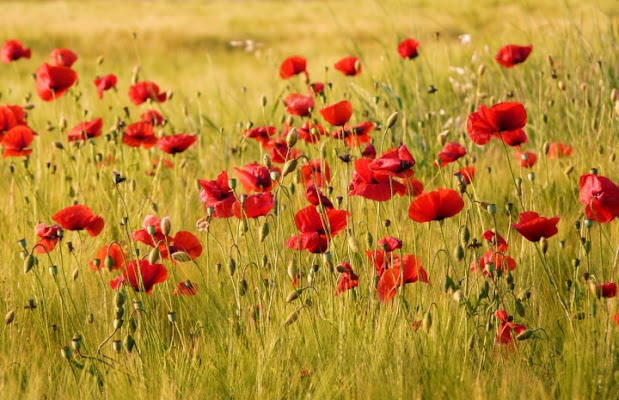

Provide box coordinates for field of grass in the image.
[1,0,618,398]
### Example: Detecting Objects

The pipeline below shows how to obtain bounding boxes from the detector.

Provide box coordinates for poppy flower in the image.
[495,309,527,344]
[495,45,533,68]
[408,188,464,223]
[285,206,349,253]
[337,121,374,148]
[613,313,619,327]
[377,255,428,304]
[244,125,277,147]
[34,223,63,253]
[93,74,117,99]
[482,230,508,252]
[466,102,527,146]
[285,93,314,117]
[2,126,34,158]
[109,260,168,294]
[335,262,359,296]
[0,105,27,138]
[599,282,617,298]
[547,142,573,159]
[501,129,528,147]
[140,109,165,126]
[435,142,466,167]
[511,211,559,242]
[35,63,78,101]
[369,145,415,179]
[67,118,103,142]
[471,250,516,276]
[158,133,198,154]
[267,140,301,164]
[397,38,420,59]
[174,280,198,296]
[133,215,171,248]
[169,231,203,259]
[199,170,236,218]
[90,244,126,271]
[516,151,537,168]
[578,174,619,223]
[378,236,402,252]
[235,163,274,192]
[1,39,31,63]
[279,55,308,79]
[295,121,326,144]
[50,48,78,67]
[362,143,377,159]
[366,249,400,277]
[233,192,275,219]
[52,204,104,237]
[300,159,331,188]
[309,82,325,94]
[320,101,353,127]
[348,159,407,202]
[152,157,174,169]
[457,166,476,184]
[305,184,333,209]
[128,81,167,105]
[334,56,361,76]
[123,121,157,149]
[404,177,424,197]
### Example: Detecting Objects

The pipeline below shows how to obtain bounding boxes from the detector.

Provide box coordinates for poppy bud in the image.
[563,165,573,176]
[287,258,298,280]
[113,318,124,329]
[227,258,236,276]
[205,207,215,217]
[49,265,58,277]
[114,291,125,307]
[453,290,463,302]
[72,268,79,281]
[147,225,157,236]
[167,311,177,323]
[386,112,398,129]
[87,313,95,324]
[104,255,115,272]
[115,307,124,319]
[25,298,36,309]
[262,254,269,268]
[112,340,122,353]
[124,334,135,353]
[459,226,470,247]
[583,218,593,229]
[454,245,465,261]
[422,312,432,332]
[558,81,566,91]
[527,172,535,182]
[60,346,72,360]
[437,130,449,146]
[259,221,270,242]
[542,141,550,155]
[260,94,267,107]
[487,203,497,215]
[132,300,143,311]
[457,179,467,194]
[228,178,237,190]
[284,308,302,326]
[5,310,15,325]
[516,329,534,341]
[540,237,548,254]
[434,158,442,167]
[239,278,248,296]
[365,232,374,248]
[24,255,36,273]
[262,154,272,169]
[147,247,160,265]
[270,170,280,181]
[572,258,580,268]
[160,217,171,236]
[348,236,360,252]
[72,334,82,351]
[477,64,486,76]
[323,252,333,271]
[485,262,495,275]
[546,54,554,67]
[286,290,301,303]
[515,300,526,317]
[286,128,298,148]
[282,159,297,177]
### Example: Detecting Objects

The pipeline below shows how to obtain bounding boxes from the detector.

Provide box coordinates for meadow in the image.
[0,0,618,398]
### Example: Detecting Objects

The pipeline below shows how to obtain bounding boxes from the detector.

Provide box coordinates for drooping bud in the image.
[24,254,36,273]
[112,340,122,353]
[515,300,526,317]
[365,232,373,248]
[167,311,177,323]
[287,257,298,280]
[459,226,471,247]
[282,159,298,177]
[284,308,302,326]
[516,329,534,341]
[422,312,433,332]
[148,247,160,264]
[386,112,398,129]
[113,318,124,329]
[72,334,82,351]
[286,290,301,303]
[347,236,360,252]
[259,221,270,242]
[160,217,171,236]
[124,334,135,353]
[540,237,548,254]
[147,225,157,236]
[454,245,465,261]
[5,310,15,325]
[263,154,272,169]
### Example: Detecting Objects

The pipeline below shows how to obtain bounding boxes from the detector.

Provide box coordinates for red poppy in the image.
[482,230,508,252]
[362,143,377,159]
[123,121,157,149]
[1,39,31,63]
[397,38,420,59]
[495,45,533,68]
[169,231,203,259]
[267,140,301,164]
[233,192,275,219]
[35,63,78,101]
[377,255,428,303]
[140,109,165,126]
[349,159,407,202]
[578,174,619,223]
[174,280,198,296]
[320,101,353,127]
[309,82,324,94]
[366,249,400,277]
[600,282,617,298]
[547,142,573,159]
[495,309,527,344]
[435,142,466,167]
[67,118,103,142]
[279,55,308,79]
[466,102,527,146]
[128,81,167,105]
[457,166,476,184]
[235,163,273,192]
[285,206,349,253]
[295,121,327,144]
[199,170,236,218]
[244,125,277,147]
[90,244,126,271]
[0,105,27,138]
[404,177,424,197]
[471,250,516,276]
[334,56,361,76]
[516,151,537,168]
[93,74,117,99]
[501,129,528,147]
[378,236,402,252]
[50,48,78,67]
[300,159,331,188]
[335,262,359,296]
[109,260,168,294]
[133,215,171,248]
[408,188,464,223]
[158,133,198,154]
[152,157,174,169]
[305,184,334,209]
[369,145,415,179]
[613,313,619,327]
[52,204,105,237]
[511,211,559,242]
[2,126,34,158]
[336,121,374,148]
[285,93,314,117]
[34,223,62,253]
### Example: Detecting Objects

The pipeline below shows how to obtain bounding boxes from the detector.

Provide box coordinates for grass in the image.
[1,0,618,398]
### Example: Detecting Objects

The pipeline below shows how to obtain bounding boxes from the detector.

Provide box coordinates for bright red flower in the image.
[295,121,327,144]
[140,109,165,126]
[128,81,167,105]
[280,55,308,79]
[158,133,198,154]
[377,255,428,303]
[378,236,402,252]
[495,309,527,344]
[309,82,324,94]
[349,159,407,202]
[267,140,301,164]
[397,38,420,59]
[305,184,334,209]
[2,126,34,158]
[516,151,537,168]
[285,206,349,253]
[52,204,104,237]
[35,63,77,101]
[235,163,273,192]
[613,313,619,327]
[408,188,464,223]
[369,145,415,179]
[34,223,62,253]
[93,74,117,99]
[482,230,508,252]
[320,101,353,127]
[152,157,174,169]
[1,40,31,63]
[547,142,573,159]
[457,166,476,184]
[199,170,236,218]
[132,215,171,247]
[501,129,528,147]
[109,260,168,294]
[90,244,126,271]
[123,121,157,149]
[334,56,361,76]
[67,118,103,142]
[435,142,466,167]
[466,102,527,146]
[366,249,400,277]
[233,192,275,219]
[169,231,203,259]
[404,177,424,197]
[495,44,533,68]
[600,282,617,298]
[50,48,78,67]
[336,121,374,148]
[244,125,277,147]
[285,93,314,117]
[578,174,619,223]
[335,262,359,296]
[511,211,559,242]
[362,143,377,159]
[174,280,198,296]
[0,105,27,139]
[300,159,331,188]
[471,250,516,275]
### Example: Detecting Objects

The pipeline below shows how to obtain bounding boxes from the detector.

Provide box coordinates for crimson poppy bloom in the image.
[378,236,402,252]
[52,204,104,237]
[482,230,508,252]
[35,63,77,101]
[34,223,62,253]
[377,255,428,304]
[90,244,126,271]
[174,280,198,296]
[547,142,573,159]
[0,105,27,139]
[285,93,314,117]
[335,262,359,296]
[110,260,168,294]
[158,133,198,154]
[495,45,533,68]
[511,211,559,242]
[233,192,275,219]
[2,126,34,158]
[295,121,327,144]
[267,140,301,164]
[50,48,78,67]
[466,102,527,146]
[152,157,174,169]
[495,309,527,344]
[1,40,31,63]
[334,56,361,76]
[67,118,103,142]
[369,145,415,179]
[133,215,171,248]
[235,163,273,192]
[471,250,516,276]
[397,38,420,59]
[600,282,617,298]
[285,206,349,253]
[457,166,476,184]
[128,81,167,105]
[366,249,400,277]
[199,170,236,218]
[140,109,165,126]
[362,143,377,159]
[320,101,353,127]
[337,121,374,148]
[349,159,407,202]
[578,174,619,223]
[244,125,277,147]
[279,55,308,79]
[501,129,528,147]
[435,142,466,167]
[123,121,157,149]
[516,151,537,168]
[404,177,424,197]
[169,231,203,259]
[305,184,333,209]
[93,74,117,99]
[300,159,331,188]
[408,188,464,223]
[309,82,325,94]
